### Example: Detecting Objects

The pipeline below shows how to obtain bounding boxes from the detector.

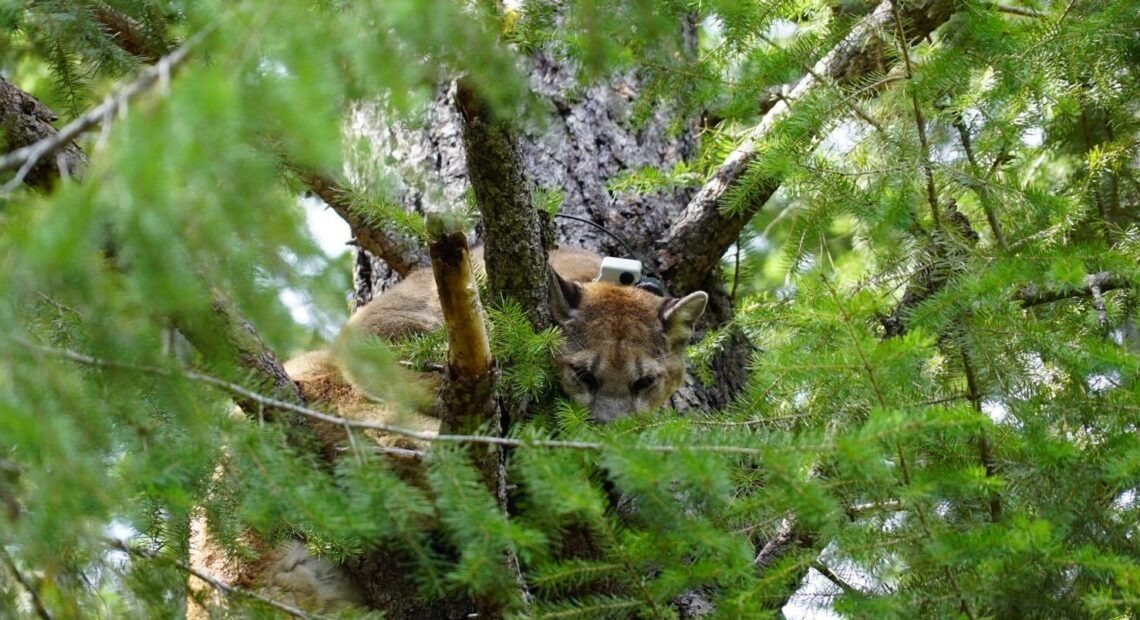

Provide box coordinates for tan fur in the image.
[343,246,604,340]
[553,281,706,422]
[284,350,439,458]
[190,246,705,615]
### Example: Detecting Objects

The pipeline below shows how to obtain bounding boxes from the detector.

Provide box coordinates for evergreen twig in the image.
[0,26,211,192]
[961,350,1002,522]
[891,1,940,228]
[658,0,957,293]
[953,117,1007,248]
[825,280,977,620]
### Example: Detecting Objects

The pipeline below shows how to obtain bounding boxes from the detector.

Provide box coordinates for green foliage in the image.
[2,0,1140,618]
[488,300,563,400]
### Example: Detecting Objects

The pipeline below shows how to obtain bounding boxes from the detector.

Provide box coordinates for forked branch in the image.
[657,0,957,293]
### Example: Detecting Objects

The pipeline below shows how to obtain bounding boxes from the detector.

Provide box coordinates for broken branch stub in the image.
[425,211,496,439]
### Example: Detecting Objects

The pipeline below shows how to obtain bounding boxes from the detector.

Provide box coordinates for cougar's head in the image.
[549,271,707,423]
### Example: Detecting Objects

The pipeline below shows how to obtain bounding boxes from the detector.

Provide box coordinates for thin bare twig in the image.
[953,118,1007,248]
[12,337,768,457]
[107,539,319,620]
[0,26,211,192]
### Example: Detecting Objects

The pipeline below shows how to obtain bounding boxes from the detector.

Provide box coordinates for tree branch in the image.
[880,201,980,338]
[456,80,553,329]
[15,336,775,457]
[0,27,208,192]
[0,79,88,191]
[810,560,867,598]
[1014,272,1130,308]
[175,294,307,422]
[891,0,941,228]
[85,0,174,62]
[961,350,1001,522]
[656,0,957,294]
[953,117,1007,248]
[427,212,495,389]
[290,166,429,277]
[753,518,799,570]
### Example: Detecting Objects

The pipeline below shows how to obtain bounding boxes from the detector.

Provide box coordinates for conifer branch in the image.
[291,166,429,277]
[953,117,1006,248]
[891,0,940,228]
[0,546,53,620]
[85,1,174,62]
[810,560,867,598]
[0,79,88,191]
[755,32,885,136]
[0,27,209,192]
[828,281,978,620]
[107,539,320,620]
[14,336,775,456]
[177,293,307,421]
[961,350,1001,522]
[880,201,980,338]
[753,518,798,570]
[1014,272,1129,308]
[657,0,956,293]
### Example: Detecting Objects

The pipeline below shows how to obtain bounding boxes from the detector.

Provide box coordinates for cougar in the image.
[188,246,707,617]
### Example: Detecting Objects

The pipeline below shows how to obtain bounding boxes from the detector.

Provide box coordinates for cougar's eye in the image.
[572,367,599,392]
[631,376,657,394]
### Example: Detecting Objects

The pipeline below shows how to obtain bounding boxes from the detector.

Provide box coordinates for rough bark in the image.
[456,80,554,329]
[347,90,471,307]
[0,29,202,191]
[0,78,88,190]
[657,0,958,295]
[348,65,718,402]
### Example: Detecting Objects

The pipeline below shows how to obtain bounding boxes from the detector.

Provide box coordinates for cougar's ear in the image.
[548,268,581,322]
[659,291,708,344]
